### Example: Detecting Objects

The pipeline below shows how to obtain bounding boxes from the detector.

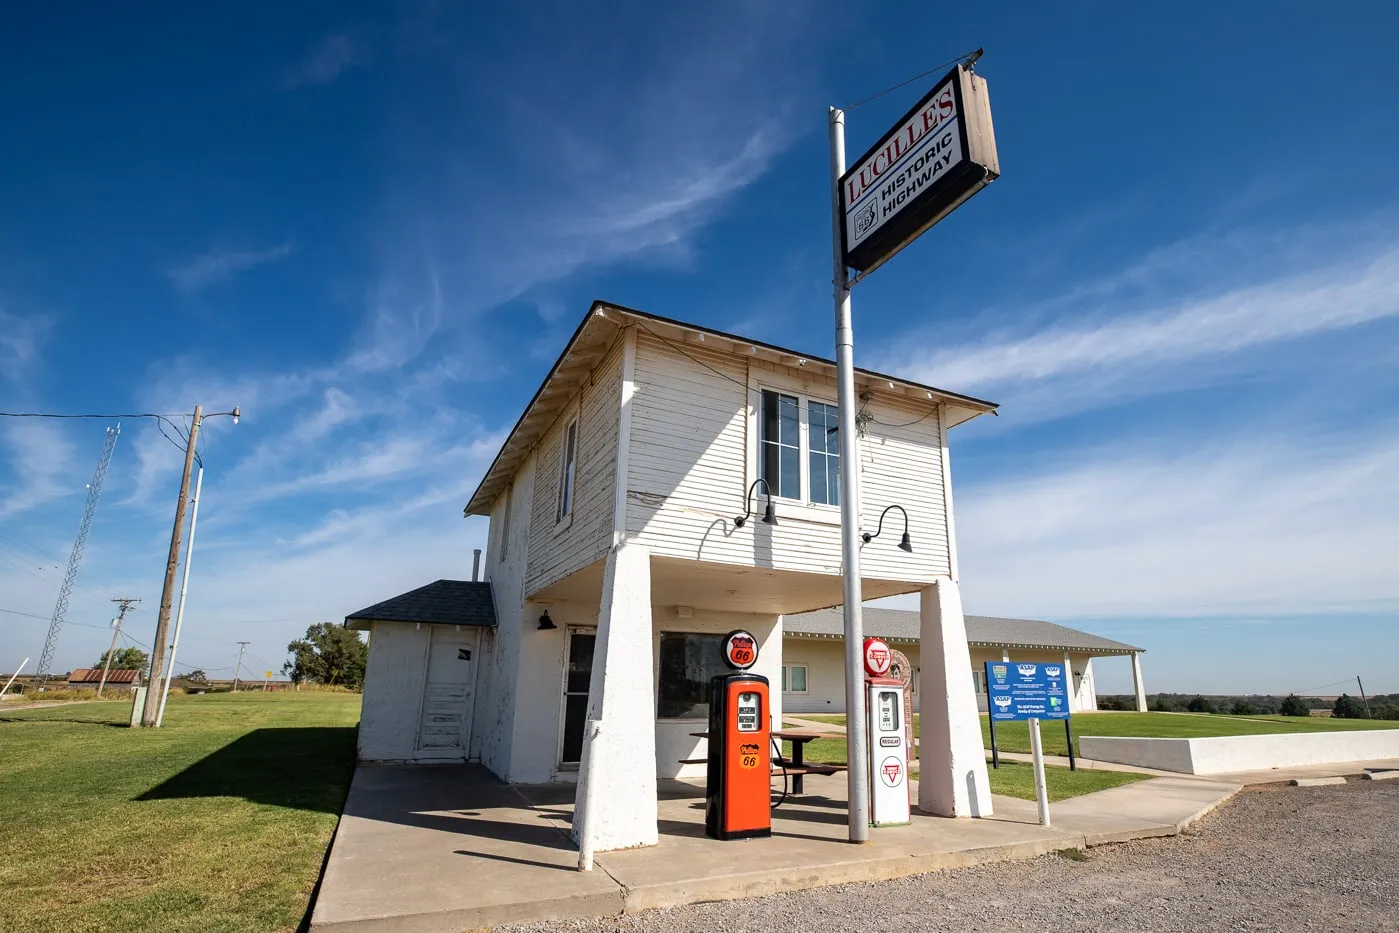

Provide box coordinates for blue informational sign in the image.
[984,661,1071,722]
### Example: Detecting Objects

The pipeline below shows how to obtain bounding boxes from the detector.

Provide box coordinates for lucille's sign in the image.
[840,64,999,274]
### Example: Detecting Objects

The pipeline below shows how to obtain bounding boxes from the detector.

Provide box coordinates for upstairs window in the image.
[759,389,840,506]
[807,401,840,506]
[759,390,800,499]
[556,419,578,524]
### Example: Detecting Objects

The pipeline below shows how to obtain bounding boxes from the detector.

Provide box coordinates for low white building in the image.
[782,607,1148,715]
[350,300,1003,856]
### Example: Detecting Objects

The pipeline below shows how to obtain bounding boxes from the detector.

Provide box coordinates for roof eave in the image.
[463,300,998,518]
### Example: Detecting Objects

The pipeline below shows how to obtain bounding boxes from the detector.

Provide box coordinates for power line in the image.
[0,410,192,459]
[841,47,983,111]
[1,606,117,628]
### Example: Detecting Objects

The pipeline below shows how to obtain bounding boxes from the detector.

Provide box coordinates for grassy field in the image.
[794,710,1395,757]
[0,691,361,933]
[781,736,1148,800]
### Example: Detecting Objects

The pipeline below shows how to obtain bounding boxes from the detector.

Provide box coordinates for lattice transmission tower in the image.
[34,424,121,687]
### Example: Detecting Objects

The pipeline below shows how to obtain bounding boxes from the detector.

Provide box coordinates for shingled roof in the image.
[66,668,140,684]
[344,580,497,631]
[784,606,1141,655]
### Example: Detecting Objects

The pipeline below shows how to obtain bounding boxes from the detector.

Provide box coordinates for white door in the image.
[416,628,479,759]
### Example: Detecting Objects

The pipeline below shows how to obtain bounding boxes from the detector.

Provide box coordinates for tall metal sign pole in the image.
[828,105,871,842]
[827,52,1000,841]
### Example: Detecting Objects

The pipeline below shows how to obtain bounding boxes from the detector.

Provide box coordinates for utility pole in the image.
[141,406,201,726]
[139,404,237,727]
[1358,676,1373,719]
[97,598,140,696]
[232,642,249,692]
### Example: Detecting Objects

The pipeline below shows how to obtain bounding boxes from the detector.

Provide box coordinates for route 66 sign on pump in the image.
[722,629,758,670]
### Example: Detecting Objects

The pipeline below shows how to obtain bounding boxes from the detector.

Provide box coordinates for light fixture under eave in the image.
[734,478,778,528]
[862,504,913,553]
[537,611,557,631]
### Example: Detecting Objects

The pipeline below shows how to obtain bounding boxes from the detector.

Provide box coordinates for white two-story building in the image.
[350,300,999,856]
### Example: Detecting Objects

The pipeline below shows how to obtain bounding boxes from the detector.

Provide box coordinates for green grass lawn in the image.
[781,736,1147,800]
[793,711,1393,758]
[0,691,361,933]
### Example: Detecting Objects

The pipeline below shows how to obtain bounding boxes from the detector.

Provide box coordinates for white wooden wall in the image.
[625,332,952,581]
[524,338,624,596]
[358,622,431,761]
[477,455,537,778]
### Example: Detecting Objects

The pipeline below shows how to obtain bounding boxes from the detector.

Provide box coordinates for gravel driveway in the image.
[500,780,1399,933]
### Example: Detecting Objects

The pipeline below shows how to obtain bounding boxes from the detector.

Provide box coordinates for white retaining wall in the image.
[1080,729,1399,775]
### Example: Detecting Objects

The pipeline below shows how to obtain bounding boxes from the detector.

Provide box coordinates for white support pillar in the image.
[1131,651,1148,712]
[573,542,657,857]
[917,577,993,818]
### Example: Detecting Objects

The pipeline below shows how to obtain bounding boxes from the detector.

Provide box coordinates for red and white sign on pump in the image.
[839,64,1000,273]
[863,637,892,677]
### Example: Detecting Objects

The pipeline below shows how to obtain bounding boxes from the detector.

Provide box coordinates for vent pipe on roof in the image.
[472,549,482,582]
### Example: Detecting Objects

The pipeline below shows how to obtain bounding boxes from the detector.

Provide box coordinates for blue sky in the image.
[2,2,1396,696]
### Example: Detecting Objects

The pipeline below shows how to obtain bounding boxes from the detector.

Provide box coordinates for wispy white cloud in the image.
[884,240,1399,401]
[280,34,365,90]
[0,419,76,519]
[954,428,1399,621]
[166,242,295,293]
[0,308,52,379]
[361,3,816,358]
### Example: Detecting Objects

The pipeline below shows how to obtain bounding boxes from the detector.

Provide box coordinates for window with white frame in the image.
[555,419,578,524]
[758,389,840,506]
[782,663,808,693]
[807,400,840,506]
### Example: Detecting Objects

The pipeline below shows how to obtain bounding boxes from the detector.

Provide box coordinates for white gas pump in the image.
[867,677,910,826]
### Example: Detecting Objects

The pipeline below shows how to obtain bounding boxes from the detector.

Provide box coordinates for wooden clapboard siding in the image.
[625,331,951,582]
[524,337,624,595]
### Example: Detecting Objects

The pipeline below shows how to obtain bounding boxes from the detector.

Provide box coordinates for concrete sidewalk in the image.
[309,765,1240,933]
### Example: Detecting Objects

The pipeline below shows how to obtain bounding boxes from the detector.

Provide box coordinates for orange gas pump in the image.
[704,630,771,840]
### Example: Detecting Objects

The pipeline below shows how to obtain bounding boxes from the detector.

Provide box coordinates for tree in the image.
[1279,694,1310,717]
[1230,700,1257,716]
[284,623,367,688]
[1332,693,1368,719]
[180,669,209,684]
[95,647,148,671]
[1187,695,1216,714]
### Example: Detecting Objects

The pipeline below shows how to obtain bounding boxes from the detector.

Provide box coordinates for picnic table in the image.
[682,730,847,794]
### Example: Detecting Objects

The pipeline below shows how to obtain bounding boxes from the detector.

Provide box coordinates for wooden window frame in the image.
[555,418,578,525]
[750,383,842,512]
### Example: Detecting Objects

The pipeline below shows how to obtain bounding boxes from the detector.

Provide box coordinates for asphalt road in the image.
[501,779,1399,932]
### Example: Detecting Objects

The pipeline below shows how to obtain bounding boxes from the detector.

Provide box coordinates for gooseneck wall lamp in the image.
[734,478,778,528]
[863,504,913,552]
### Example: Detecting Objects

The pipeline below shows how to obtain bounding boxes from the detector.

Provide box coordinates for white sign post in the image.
[1029,717,1051,826]
[828,54,999,843]
[0,657,28,699]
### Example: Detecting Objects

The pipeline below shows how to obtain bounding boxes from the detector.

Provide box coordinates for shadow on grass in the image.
[138,727,358,814]
[0,716,128,727]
